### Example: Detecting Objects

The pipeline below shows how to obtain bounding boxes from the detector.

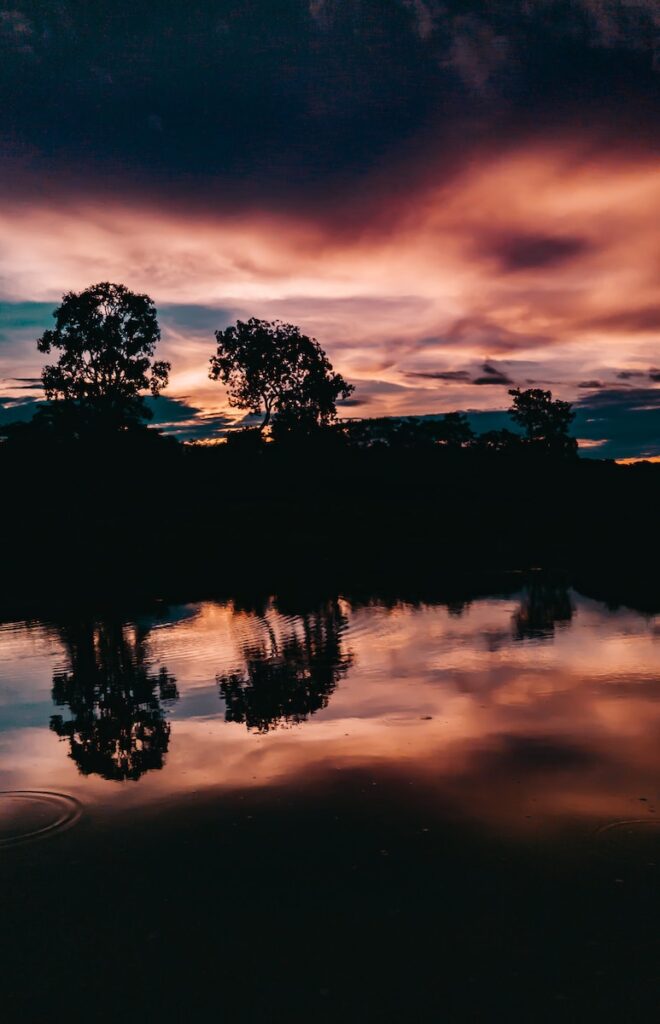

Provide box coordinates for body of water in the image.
[1,579,659,1020]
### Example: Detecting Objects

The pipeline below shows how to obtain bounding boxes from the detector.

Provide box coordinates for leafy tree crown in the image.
[508,387,575,442]
[38,282,170,427]
[209,318,353,430]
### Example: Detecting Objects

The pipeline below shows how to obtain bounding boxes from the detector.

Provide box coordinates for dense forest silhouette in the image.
[0,282,658,613]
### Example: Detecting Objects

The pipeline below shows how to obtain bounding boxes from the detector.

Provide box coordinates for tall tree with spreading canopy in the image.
[37,282,170,432]
[508,387,577,454]
[209,318,353,433]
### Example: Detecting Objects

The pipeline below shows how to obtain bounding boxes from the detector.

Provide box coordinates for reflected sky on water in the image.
[1,581,659,836]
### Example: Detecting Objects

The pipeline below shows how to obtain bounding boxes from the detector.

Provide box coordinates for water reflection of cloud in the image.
[0,591,658,833]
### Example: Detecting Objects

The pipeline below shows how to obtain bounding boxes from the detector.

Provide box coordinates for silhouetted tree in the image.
[218,600,352,731]
[508,388,576,454]
[474,428,524,453]
[436,412,475,448]
[224,426,266,452]
[209,318,353,433]
[50,619,178,781]
[37,282,170,434]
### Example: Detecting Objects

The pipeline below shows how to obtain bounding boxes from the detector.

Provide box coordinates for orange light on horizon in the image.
[616,455,660,465]
[1,141,660,437]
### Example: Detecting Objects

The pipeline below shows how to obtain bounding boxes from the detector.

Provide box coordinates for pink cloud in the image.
[2,140,660,419]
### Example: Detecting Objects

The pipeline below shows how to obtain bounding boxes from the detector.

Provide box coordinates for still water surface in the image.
[1,580,660,1019]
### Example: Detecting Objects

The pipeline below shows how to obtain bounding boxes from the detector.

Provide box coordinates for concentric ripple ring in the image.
[594,818,660,838]
[0,791,83,848]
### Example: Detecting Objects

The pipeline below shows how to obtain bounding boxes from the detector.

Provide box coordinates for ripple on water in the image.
[593,818,660,867]
[0,791,82,848]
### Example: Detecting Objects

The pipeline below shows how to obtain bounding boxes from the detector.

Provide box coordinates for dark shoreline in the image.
[2,438,659,619]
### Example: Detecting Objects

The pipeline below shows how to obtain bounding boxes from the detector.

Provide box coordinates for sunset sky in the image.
[1,0,659,457]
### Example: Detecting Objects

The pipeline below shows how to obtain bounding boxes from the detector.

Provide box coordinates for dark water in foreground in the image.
[1,582,660,1020]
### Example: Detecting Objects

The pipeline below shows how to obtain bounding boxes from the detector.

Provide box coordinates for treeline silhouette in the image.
[1,282,658,609]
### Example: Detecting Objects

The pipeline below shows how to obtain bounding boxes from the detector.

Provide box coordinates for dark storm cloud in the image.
[0,9,34,53]
[337,396,368,407]
[610,368,660,386]
[2,0,660,217]
[489,232,589,272]
[400,0,437,41]
[406,370,471,381]
[574,0,660,53]
[580,388,660,412]
[472,375,513,385]
[472,362,513,385]
[442,13,510,95]
[0,0,443,210]
[577,380,605,389]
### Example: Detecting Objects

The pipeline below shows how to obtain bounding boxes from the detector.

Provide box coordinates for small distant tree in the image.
[475,427,523,454]
[209,318,353,433]
[37,282,170,432]
[435,412,474,448]
[508,388,576,454]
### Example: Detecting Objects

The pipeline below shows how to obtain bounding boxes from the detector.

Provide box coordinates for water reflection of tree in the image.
[218,600,353,732]
[513,577,573,641]
[50,620,178,781]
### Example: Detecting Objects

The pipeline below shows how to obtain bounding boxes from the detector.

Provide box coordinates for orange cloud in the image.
[1,141,659,421]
